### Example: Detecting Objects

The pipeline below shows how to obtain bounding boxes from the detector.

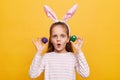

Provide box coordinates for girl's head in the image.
[47,21,73,53]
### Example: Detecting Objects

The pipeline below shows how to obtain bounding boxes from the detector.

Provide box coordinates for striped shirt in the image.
[29,52,90,80]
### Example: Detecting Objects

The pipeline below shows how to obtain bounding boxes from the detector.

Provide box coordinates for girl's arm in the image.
[29,38,48,78]
[71,36,90,78]
[75,51,90,78]
[29,52,45,78]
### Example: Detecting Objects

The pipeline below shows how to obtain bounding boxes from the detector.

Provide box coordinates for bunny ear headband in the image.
[44,4,78,35]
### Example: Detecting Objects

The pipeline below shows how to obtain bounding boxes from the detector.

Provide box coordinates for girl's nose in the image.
[57,36,61,41]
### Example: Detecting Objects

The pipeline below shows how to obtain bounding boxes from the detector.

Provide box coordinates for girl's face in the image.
[50,25,69,53]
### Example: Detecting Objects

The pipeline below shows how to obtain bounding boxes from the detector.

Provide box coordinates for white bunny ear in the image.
[62,4,78,22]
[44,5,58,22]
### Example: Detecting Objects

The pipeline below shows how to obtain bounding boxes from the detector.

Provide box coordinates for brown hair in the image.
[47,21,73,52]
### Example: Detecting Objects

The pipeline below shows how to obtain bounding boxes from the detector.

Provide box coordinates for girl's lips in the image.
[57,43,61,47]
[57,43,61,45]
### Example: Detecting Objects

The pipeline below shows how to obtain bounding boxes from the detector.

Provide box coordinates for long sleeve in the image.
[75,52,90,78]
[29,52,45,78]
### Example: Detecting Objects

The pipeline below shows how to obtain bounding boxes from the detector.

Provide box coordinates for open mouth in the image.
[57,43,61,47]
[57,43,61,46]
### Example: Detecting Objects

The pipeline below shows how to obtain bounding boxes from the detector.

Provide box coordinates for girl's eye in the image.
[52,35,57,38]
[61,34,66,37]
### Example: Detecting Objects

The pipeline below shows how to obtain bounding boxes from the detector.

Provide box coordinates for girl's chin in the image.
[54,49,66,53]
[55,49,62,52]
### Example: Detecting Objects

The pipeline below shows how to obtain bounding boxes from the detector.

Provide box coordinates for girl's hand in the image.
[70,36,84,53]
[32,37,48,54]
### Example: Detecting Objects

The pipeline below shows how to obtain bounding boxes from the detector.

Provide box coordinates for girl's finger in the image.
[43,42,48,48]
[77,37,84,43]
[76,36,80,43]
[80,37,84,43]
[32,38,36,45]
[82,37,84,42]
[70,41,75,48]
[36,37,39,41]
[36,37,41,42]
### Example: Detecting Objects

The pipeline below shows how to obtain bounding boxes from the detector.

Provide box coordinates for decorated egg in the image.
[41,37,48,43]
[70,35,77,42]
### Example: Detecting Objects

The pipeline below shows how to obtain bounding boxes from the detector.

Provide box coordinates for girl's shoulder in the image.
[40,52,53,61]
[68,52,77,58]
[43,52,52,56]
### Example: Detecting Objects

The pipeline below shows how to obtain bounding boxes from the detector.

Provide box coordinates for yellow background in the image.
[0,0,120,80]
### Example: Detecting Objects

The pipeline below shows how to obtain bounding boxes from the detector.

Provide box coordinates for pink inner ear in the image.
[62,4,78,22]
[44,5,58,22]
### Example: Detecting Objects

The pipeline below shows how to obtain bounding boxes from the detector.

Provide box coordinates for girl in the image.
[29,22,90,80]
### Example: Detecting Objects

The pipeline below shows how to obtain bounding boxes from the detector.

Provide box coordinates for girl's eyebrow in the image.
[52,34,57,37]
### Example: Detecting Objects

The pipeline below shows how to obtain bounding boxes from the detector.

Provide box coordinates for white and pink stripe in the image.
[29,52,90,80]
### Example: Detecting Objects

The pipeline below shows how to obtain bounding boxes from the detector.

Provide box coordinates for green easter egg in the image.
[70,35,77,42]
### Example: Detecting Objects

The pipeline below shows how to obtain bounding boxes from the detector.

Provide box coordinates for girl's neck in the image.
[54,50,68,53]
